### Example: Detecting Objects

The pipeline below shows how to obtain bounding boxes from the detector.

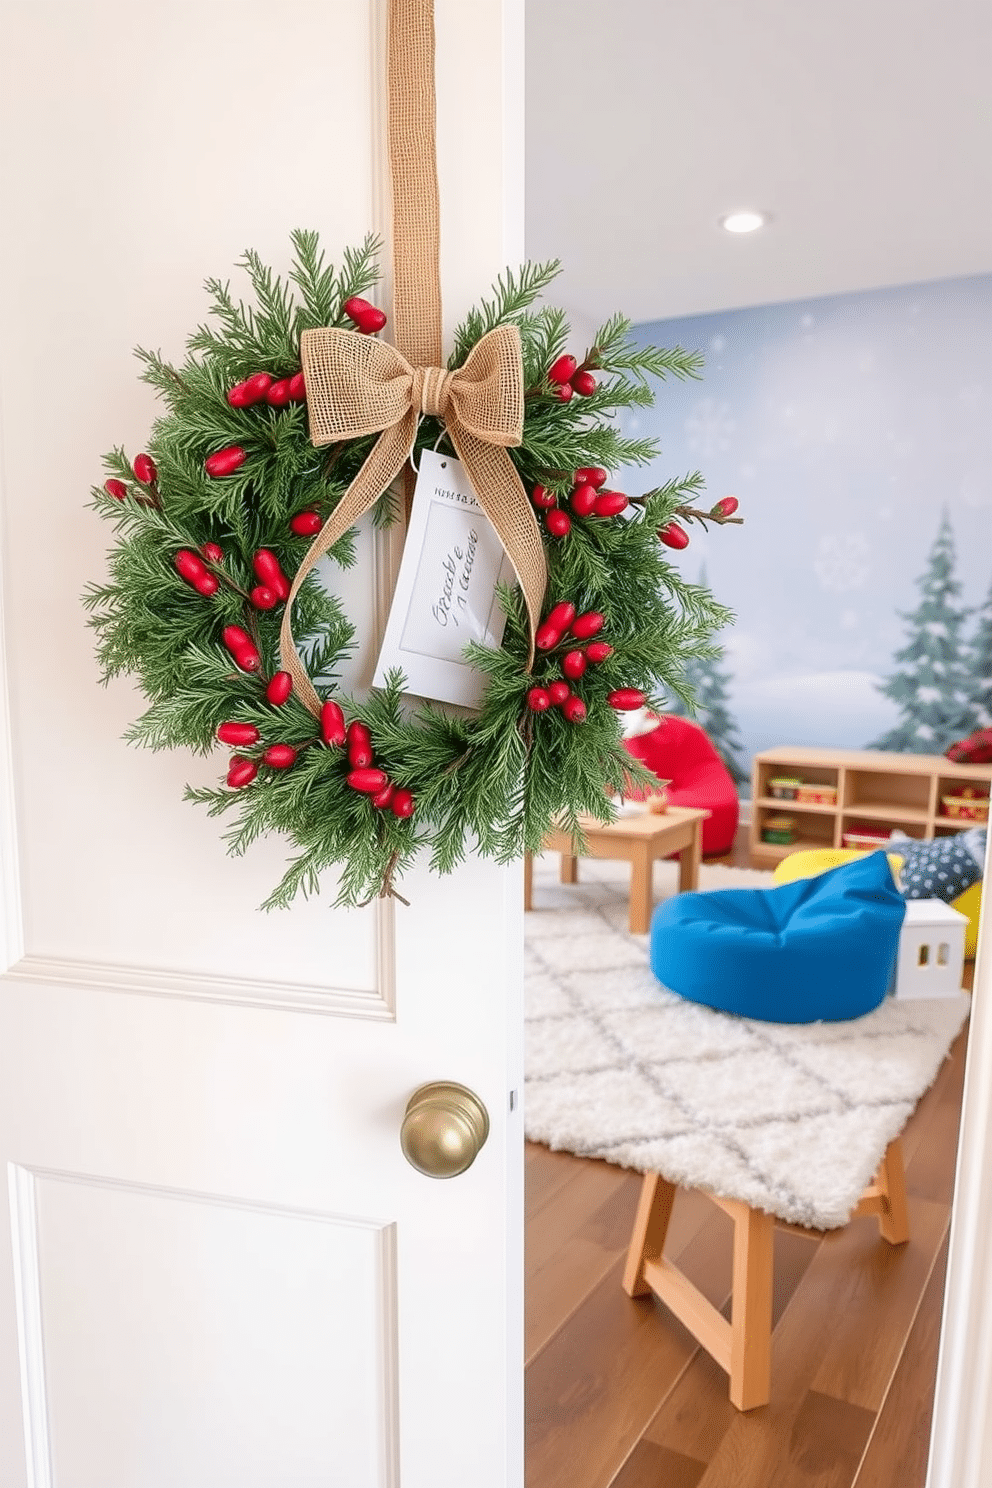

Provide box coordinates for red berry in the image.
[535,622,563,651]
[222,624,252,652]
[343,297,386,333]
[547,680,570,705]
[531,484,557,510]
[713,495,739,517]
[227,373,272,407]
[594,491,628,517]
[348,767,389,794]
[548,354,577,386]
[571,370,597,397]
[174,549,202,580]
[266,379,293,406]
[201,542,224,564]
[555,383,574,403]
[222,626,261,672]
[562,695,587,723]
[585,641,613,664]
[347,721,371,748]
[570,483,598,517]
[226,756,259,788]
[348,740,374,768]
[372,781,395,809]
[343,295,372,319]
[391,788,415,818]
[546,602,576,633]
[290,510,322,536]
[288,372,306,401]
[204,446,247,478]
[175,549,218,596]
[562,650,587,680]
[573,466,608,490]
[252,549,290,601]
[320,700,346,747]
[217,722,260,746]
[263,744,298,770]
[266,671,293,706]
[360,307,387,333]
[250,585,279,610]
[133,453,157,484]
[570,611,604,640]
[104,478,128,500]
[545,509,572,537]
[608,688,646,711]
[526,687,551,712]
[659,521,690,550]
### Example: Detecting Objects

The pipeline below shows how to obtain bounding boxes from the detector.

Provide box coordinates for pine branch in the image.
[449,260,562,366]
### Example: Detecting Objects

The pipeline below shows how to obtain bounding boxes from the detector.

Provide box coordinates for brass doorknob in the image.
[400,1082,490,1178]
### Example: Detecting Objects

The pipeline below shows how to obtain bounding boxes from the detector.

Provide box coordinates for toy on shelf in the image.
[843,827,895,851]
[941,787,989,823]
[762,814,796,845]
[768,776,802,800]
[795,784,837,806]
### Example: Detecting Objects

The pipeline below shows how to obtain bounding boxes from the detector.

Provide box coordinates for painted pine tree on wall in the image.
[870,511,975,753]
[669,649,749,783]
[963,578,992,729]
[666,567,748,782]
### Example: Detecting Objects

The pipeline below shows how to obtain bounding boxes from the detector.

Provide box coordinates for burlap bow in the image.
[278,322,547,715]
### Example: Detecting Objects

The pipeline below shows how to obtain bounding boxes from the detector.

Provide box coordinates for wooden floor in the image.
[524,827,972,1488]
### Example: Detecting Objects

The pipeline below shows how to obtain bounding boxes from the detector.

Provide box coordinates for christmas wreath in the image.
[85,231,738,908]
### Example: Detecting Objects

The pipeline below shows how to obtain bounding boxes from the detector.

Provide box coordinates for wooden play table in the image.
[523,805,711,934]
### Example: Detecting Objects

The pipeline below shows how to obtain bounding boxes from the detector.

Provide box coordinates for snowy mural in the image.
[621,275,992,782]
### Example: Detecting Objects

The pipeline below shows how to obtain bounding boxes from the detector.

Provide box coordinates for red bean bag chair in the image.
[622,714,740,857]
[945,728,992,764]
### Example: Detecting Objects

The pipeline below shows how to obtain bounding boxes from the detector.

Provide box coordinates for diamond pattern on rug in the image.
[525,854,970,1229]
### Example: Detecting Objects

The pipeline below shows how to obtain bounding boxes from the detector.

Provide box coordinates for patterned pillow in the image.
[890,827,986,902]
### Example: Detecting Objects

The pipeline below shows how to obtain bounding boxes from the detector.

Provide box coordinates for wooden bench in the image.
[622,1136,910,1410]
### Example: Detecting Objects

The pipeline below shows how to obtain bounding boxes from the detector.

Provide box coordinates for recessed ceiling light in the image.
[720,210,768,234]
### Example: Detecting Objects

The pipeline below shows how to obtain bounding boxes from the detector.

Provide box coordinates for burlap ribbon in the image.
[277,324,545,715]
[277,0,547,718]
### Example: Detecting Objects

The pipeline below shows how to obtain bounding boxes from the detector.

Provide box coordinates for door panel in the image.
[11,1166,397,1488]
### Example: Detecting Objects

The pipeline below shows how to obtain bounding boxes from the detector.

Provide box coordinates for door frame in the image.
[927,828,992,1486]
[0,497,21,973]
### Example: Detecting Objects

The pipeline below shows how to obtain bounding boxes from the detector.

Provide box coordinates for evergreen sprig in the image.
[87,234,736,908]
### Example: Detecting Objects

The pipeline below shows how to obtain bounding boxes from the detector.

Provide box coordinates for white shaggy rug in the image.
[525,854,970,1229]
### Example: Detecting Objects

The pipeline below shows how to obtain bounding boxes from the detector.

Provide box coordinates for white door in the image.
[0,3,524,1485]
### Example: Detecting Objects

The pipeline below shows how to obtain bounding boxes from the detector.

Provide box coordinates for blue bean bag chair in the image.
[650,851,906,1023]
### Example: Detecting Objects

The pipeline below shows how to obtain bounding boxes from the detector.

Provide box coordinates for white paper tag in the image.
[372,449,514,707]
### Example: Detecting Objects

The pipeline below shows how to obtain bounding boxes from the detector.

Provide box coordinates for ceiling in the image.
[525,0,992,326]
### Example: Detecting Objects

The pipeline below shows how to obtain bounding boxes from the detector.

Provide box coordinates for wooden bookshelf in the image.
[749,746,992,865]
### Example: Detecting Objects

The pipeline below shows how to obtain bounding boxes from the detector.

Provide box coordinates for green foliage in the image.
[87,234,734,908]
[869,511,976,752]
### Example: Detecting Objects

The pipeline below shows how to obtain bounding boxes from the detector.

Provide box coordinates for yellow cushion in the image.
[773,847,905,888]
[952,879,983,958]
